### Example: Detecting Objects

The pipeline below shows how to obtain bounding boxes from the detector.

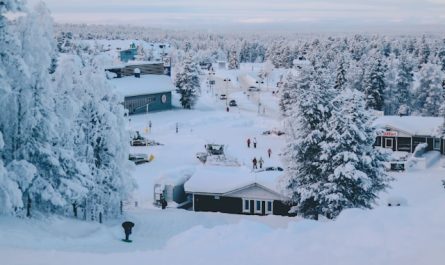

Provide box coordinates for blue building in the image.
[120,43,138,63]
[110,74,175,114]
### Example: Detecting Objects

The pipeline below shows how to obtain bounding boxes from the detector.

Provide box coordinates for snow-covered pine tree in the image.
[334,60,347,90]
[394,53,413,113]
[0,0,28,161]
[418,35,430,66]
[413,62,445,116]
[11,2,75,214]
[0,133,32,215]
[282,64,335,220]
[319,89,390,219]
[174,53,201,109]
[228,50,239,70]
[74,54,135,221]
[279,72,299,118]
[0,0,39,216]
[438,38,445,71]
[363,55,386,111]
[384,54,398,115]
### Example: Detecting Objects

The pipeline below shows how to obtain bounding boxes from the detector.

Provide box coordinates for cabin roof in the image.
[109,74,175,97]
[184,165,284,196]
[373,116,444,137]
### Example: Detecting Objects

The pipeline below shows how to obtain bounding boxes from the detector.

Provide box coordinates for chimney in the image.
[134,68,141,78]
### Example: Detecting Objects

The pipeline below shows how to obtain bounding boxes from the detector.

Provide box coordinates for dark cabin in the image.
[185,167,292,216]
[373,116,445,155]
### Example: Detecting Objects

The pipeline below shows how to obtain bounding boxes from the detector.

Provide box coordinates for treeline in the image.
[0,1,134,220]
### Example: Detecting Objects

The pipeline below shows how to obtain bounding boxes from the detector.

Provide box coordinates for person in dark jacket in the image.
[247,138,251,148]
[252,157,258,170]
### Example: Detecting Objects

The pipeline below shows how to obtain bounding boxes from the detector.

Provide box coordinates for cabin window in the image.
[433,138,441,150]
[374,136,382,147]
[255,200,262,214]
[266,201,273,215]
[242,199,250,213]
[397,137,411,152]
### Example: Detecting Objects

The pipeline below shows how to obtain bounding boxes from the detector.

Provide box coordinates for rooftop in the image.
[184,165,284,195]
[109,74,175,97]
[373,116,444,137]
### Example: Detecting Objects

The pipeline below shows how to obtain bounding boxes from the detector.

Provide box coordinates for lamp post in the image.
[208,69,215,95]
[223,78,231,106]
[255,80,264,115]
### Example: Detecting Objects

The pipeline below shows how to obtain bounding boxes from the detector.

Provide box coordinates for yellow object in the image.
[149,154,155,162]
[144,127,149,134]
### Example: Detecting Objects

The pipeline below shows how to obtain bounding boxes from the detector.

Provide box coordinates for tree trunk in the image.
[26,195,31,218]
[72,202,77,218]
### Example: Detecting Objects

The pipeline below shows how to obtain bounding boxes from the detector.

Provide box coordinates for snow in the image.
[184,165,283,194]
[373,115,444,136]
[154,166,195,186]
[2,165,445,265]
[2,61,445,265]
[109,74,175,97]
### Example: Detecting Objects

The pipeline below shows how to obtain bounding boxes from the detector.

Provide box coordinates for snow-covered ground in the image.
[1,67,445,265]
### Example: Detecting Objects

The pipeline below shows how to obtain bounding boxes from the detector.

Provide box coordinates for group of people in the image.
[247,137,272,170]
[246,137,257,148]
[252,157,264,169]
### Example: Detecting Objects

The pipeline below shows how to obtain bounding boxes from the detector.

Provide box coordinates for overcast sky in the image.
[27,0,445,32]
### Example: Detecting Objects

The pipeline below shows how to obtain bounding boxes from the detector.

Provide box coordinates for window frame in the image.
[242,198,250,213]
[254,200,262,214]
[265,201,273,215]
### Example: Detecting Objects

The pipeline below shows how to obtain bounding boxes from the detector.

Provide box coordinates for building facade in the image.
[123,91,172,114]
[109,73,175,115]
[373,116,445,155]
[190,183,291,216]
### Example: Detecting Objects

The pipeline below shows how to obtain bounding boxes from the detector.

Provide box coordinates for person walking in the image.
[252,157,258,170]
[259,157,264,169]
[253,137,257,148]
[247,138,251,148]
[267,148,272,158]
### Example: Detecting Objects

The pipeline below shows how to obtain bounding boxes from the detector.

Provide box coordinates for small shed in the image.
[153,168,194,208]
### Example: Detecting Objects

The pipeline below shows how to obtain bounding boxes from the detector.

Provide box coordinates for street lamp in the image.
[208,70,215,95]
[223,78,231,106]
[255,80,264,115]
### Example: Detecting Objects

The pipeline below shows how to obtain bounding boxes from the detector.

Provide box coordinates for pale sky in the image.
[27,0,445,31]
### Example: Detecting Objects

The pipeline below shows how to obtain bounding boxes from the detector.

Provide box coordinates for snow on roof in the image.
[106,60,164,69]
[373,116,444,136]
[184,165,283,195]
[109,74,175,97]
[155,167,195,186]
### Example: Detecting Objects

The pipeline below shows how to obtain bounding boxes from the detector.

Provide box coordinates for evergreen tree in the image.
[437,39,445,71]
[282,64,335,220]
[320,89,390,219]
[334,60,347,90]
[228,50,239,70]
[419,36,430,66]
[279,72,299,118]
[363,56,386,111]
[394,53,413,112]
[174,54,201,109]
[413,63,444,116]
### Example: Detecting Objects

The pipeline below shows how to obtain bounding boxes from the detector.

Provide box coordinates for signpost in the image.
[382,131,398,137]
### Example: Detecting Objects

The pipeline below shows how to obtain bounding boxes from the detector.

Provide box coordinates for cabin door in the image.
[385,138,394,149]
